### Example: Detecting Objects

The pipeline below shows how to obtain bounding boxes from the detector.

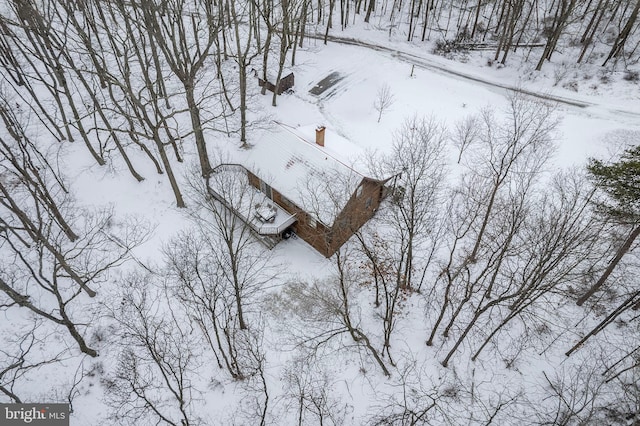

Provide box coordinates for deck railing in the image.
[207,164,297,238]
[255,213,297,235]
[211,163,248,174]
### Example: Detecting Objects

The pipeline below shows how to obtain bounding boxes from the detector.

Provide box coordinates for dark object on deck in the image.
[258,72,295,95]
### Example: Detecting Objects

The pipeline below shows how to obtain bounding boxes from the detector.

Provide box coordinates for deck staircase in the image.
[255,234,281,250]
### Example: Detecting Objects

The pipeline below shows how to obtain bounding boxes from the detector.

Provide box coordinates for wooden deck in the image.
[207,164,297,249]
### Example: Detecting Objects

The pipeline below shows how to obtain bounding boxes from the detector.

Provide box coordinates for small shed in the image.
[256,71,295,95]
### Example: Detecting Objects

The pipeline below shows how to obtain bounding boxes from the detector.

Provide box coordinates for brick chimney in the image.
[315,126,326,147]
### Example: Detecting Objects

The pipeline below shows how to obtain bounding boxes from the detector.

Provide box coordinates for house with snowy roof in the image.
[207,124,392,257]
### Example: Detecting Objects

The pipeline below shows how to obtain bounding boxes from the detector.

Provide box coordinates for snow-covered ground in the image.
[5,20,640,425]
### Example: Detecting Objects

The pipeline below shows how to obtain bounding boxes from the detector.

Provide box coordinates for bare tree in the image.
[426,94,561,365]
[160,163,275,382]
[452,114,479,164]
[90,0,193,206]
[0,319,67,403]
[256,0,277,98]
[577,0,610,63]
[469,172,607,363]
[437,172,533,367]
[139,0,219,177]
[424,107,566,364]
[189,164,276,331]
[358,115,447,362]
[602,0,640,66]
[369,114,447,292]
[163,228,268,381]
[536,0,579,70]
[271,0,304,106]
[104,274,200,426]
[277,246,391,377]
[601,351,640,424]
[281,357,352,426]
[466,93,558,262]
[534,357,610,425]
[1,0,105,164]
[373,83,395,123]
[231,321,270,425]
[226,0,264,145]
[367,361,445,425]
[46,1,147,181]
[0,99,148,357]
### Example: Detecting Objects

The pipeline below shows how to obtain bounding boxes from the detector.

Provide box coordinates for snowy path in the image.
[310,33,640,121]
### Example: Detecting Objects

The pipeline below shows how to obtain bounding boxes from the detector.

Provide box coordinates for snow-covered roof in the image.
[242,124,373,226]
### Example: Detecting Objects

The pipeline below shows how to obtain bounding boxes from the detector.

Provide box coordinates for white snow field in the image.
[2,9,640,426]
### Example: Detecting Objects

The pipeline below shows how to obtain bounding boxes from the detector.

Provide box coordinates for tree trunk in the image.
[568,290,640,356]
[152,129,186,208]
[0,183,97,297]
[364,0,375,22]
[185,86,212,177]
[470,0,483,38]
[577,224,640,306]
[602,0,640,66]
[536,0,577,70]
[324,0,336,44]
[577,0,608,63]
[272,1,290,107]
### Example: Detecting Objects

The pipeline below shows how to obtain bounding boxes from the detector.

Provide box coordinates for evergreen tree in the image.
[588,145,640,221]
[577,145,640,306]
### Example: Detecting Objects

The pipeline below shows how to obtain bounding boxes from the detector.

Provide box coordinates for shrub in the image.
[433,38,469,55]
[623,70,639,82]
